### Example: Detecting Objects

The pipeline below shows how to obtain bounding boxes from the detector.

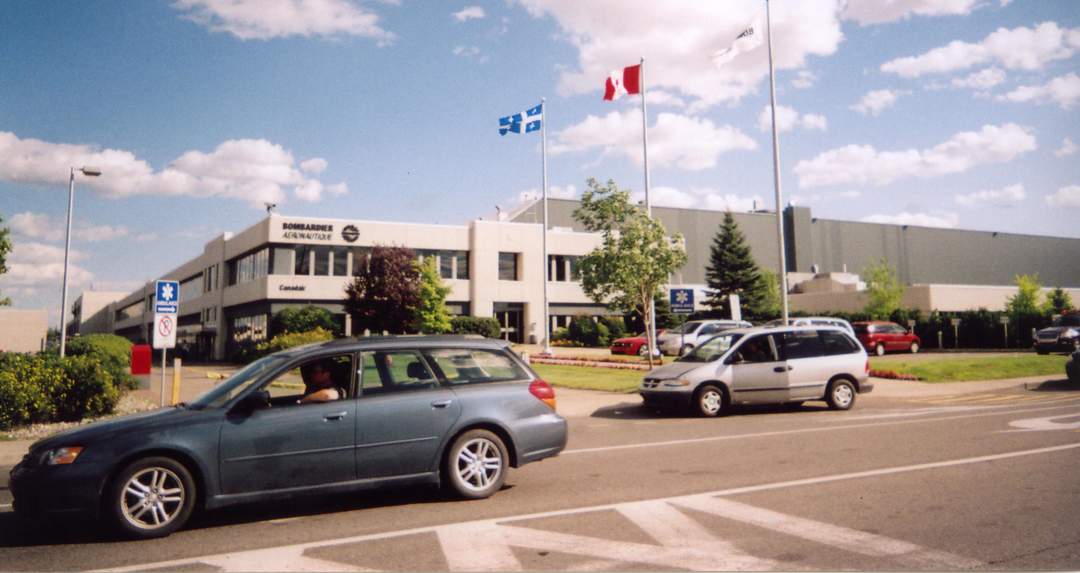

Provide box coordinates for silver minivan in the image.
[658,319,753,356]
[640,326,871,416]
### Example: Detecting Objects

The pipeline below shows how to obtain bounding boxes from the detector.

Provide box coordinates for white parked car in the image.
[640,326,872,416]
[764,316,855,337]
[658,319,752,356]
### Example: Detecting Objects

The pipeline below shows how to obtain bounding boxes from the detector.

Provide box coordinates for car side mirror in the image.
[233,390,271,415]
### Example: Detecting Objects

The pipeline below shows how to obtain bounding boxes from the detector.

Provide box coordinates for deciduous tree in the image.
[0,214,11,306]
[413,258,453,334]
[344,245,419,334]
[573,178,687,365]
[1042,287,1074,315]
[863,258,905,320]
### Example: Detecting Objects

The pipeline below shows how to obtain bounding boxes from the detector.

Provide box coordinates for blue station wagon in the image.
[10,336,567,538]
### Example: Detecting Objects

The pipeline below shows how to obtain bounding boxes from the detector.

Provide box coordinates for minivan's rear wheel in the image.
[910,342,920,354]
[874,344,886,357]
[827,379,857,411]
[695,384,726,417]
[445,430,508,500]
[680,345,693,356]
[108,457,195,539]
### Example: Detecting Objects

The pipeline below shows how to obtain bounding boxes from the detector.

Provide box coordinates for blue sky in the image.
[1,0,1078,325]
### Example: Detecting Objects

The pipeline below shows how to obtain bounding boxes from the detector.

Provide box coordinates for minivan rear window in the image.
[820,330,860,355]
[781,330,826,359]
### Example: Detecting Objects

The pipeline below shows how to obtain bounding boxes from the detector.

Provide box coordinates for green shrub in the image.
[65,333,137,390]
[270,305,339,337]
[255,327,335,356]
[450,316,502,339]
[0,352,122,430]
[601,316,627,341]
[568,315,610,347]
[50,355,121,421]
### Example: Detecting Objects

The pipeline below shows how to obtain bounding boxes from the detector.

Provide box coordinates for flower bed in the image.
[869,369,921,381]
[529,356,656,371]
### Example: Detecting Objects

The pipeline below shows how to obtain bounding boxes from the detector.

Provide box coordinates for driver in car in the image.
[299,360,345,403]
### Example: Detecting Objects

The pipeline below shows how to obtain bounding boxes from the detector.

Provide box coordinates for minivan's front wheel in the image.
[827,379,857,411]
[446,430,508,500]
[695,384,726,417]
[108,457,195,539]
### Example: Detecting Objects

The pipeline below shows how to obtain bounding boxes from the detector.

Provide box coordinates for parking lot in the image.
[1,374,1078,571]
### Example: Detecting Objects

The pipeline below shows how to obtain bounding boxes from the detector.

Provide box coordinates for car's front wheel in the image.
[637,344,649,357]
[445,430,508,500]
[695,384,726,417]
[910,342,919,354]
[107,456,195,539]
[874,343,886,356]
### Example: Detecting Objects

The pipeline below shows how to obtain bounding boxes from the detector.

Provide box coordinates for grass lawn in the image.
[531,363,644,393]
[869,354,1069,382]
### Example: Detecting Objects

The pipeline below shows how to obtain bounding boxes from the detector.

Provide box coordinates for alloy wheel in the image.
[120,467,186,531]
[455,438,503,493]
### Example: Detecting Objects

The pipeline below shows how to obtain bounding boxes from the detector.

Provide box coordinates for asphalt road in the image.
[2,380,1079,571]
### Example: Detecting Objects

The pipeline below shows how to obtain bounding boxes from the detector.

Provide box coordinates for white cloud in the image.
[1045,185,1080,208]
[643,90,687,108]
[9,241,86,264]
[791,70,817,89]
[842,0,977,25]
[515,0,844,108]
[0,261,94,289]
[627,186,765,212]
[1055,137,1078,158]
[452,6,486,21]
[299,157,327,174]
[0,132,347,208]
[172,0,394,43]
[630,186,696,209]
[756,105,827,132]
[513,184,579,206]
[998,72,1080,110]
[452,45,486,62]
[951,67,1006,90]
[954,183,1026,206]
[794,123,1037,188]
[9,212,129,243]
[791,190,862,204]
[851,89,903,116]
[861,211,959,228]
[551,110,757,171]
[881,22,1079,78]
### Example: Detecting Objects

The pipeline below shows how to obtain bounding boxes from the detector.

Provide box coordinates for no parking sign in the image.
[153,280,179,350]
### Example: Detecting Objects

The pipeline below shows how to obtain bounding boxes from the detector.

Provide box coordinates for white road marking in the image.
[98,442,1080,573]
[563,401,1080,455]
[160,545,376,572]
[1008,413,1080,432]
[438,523,520,571]
[673,496,980,569]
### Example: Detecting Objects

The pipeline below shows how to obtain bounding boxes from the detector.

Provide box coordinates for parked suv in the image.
[640,326,872,416]
[1034,313,1080,354]
[853,321,921,356]
[764,316,855,337]
[658,319,752,356]
[10,336,566,539]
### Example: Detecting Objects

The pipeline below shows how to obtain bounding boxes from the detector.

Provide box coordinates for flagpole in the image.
[640,57,658,361]
[541,98,552,355]
[766,0,790,323]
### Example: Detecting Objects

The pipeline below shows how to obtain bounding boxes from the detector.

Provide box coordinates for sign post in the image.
[670,289,694,355]
[950,317,961,349]
[153,280,179,407]
[999,315,1009,348]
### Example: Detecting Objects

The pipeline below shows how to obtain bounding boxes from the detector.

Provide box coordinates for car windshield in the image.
[1052,315,1080,327]
[674,322,701,334]
[678,333,742,363]
[188,354,289,410]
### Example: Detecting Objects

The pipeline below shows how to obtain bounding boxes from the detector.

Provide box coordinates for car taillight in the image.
[529,379,557,410]
[865,359,870,373]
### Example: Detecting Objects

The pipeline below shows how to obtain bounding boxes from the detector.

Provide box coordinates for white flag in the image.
[713,16,764,67]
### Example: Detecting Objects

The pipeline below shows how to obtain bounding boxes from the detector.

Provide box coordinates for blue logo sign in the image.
[155,280,180,314]
[670,288,694,314]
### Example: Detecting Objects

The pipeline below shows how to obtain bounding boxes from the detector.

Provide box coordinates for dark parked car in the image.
[1034,313,1080,354]
[852,321,921,356]
[10,336,566,539]
[1067,349,1080,382]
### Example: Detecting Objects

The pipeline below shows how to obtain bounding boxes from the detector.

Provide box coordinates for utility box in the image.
[131,344,152,390]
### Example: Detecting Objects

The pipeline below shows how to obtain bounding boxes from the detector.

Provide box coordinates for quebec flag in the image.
[499,103,543,136]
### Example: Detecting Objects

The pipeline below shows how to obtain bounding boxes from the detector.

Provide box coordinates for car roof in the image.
[720,325,848,336]
[277,335,511,357]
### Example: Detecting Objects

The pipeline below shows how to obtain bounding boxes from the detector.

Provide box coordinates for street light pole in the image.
[58,166,101,358]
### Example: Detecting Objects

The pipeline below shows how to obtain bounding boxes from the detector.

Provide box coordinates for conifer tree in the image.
[704,211,765,318]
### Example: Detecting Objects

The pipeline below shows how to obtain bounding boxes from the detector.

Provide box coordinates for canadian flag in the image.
[603,64,641,101]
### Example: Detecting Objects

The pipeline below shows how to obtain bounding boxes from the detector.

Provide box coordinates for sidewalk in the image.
[1,373,1066,468]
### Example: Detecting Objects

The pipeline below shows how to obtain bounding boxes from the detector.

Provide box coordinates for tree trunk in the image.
[643,291,655,368]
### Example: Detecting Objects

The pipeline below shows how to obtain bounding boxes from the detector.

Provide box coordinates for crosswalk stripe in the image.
[438,523,521,571]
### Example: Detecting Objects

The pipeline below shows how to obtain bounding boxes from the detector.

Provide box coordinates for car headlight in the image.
[40,446,84,466]
[1063,329,1078,338]
[663,379,690,387]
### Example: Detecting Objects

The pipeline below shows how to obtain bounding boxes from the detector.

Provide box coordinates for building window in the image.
[116,301,142,322]
[332,247,348,276]
[180,274,203,302]
[440,253,453,280]
[231,314,268,344]
[351,247,371,275]
[314,246,331,276]
[548,255,581,282]
[271,246,293,275]
[229,248,269,285]
[294,245,312,276]
[499,252,519,281]
[455,251,469,279]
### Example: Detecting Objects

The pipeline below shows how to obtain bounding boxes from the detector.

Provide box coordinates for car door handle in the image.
[774,365,793,372]
[323,411,348,421]
[431,399,453,409]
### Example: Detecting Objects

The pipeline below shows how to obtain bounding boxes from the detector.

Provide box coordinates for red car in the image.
[853,321,921,356]
[610,331,663,357]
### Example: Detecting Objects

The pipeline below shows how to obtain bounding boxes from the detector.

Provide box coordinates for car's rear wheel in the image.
[826,378,857,410]
[680,344,694,356]
[107,456,195,539]
[909,342,919,354]
[445,430,508,500]
[695,384,726,417]
[874,343,886,357]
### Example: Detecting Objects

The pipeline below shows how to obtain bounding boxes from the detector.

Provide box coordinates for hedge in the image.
[256,327,335,355]
[0,352,123,430]
[65,333,137,390]
[450,316,502,339]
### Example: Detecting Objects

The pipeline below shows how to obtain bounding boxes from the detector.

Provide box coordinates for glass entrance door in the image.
[493,303,523,343]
